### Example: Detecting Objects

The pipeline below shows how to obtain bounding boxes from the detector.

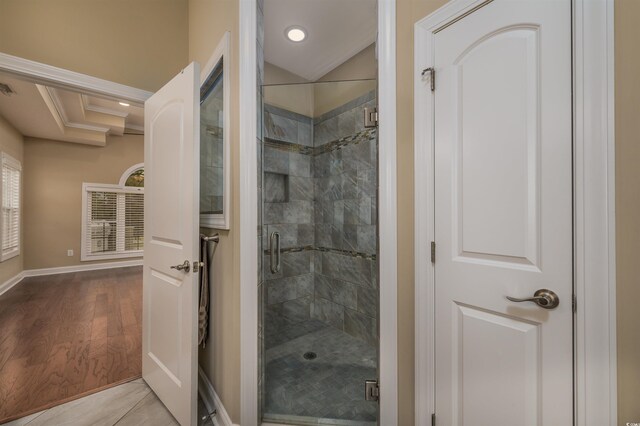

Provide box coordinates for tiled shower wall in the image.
[263,91,378,348]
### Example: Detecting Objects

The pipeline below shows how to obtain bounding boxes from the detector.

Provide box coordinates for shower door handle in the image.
[270,231,281,274]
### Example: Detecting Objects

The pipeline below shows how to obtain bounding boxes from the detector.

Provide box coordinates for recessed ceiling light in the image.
[285,26,306,42]
[119,101,130,107]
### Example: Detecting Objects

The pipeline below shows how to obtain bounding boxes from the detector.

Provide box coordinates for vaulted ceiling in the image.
[263,0,377,81]
[0,72,143,146]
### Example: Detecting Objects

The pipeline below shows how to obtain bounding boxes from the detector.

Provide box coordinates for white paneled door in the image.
[433,1,572,425]
[143,62,200,426]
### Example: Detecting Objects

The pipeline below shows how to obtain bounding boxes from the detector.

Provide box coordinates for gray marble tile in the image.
[357,225,377,254]
[264,324,377,422]
[315,224,333,248]
[267,279,298,305]
[115,392,178,426]
[342,224,358,252]
[357,286,378,318]
[264,172,288,203]
[343,199,360,225]
[264,146,289,174]
[321,252,373,287]
[265,111,298,143]
[266,224,297,248]
[264,202,285,224]
[281,296,312,323]
[329,150,343,175]
[289,152,311,177]
[315,274,357,310]
[282,251,312,277]
[314,118,338,147]
[331,224,344,250]
[288,176,313,201]
[297,224,315,246]
[296,274,314,297]
[342,170,360,199]
[314,153,330,178]
[284,200,313,224]
[333,200,344,224]
[344,308,377,347]
[357,167,376,198]
[312,251,323,274]
[314,200,332,224]
[27,382,150,426]
[297,121,313,147]
[257,4,264,49]
[337,109,356,139]
[311,297,344,329]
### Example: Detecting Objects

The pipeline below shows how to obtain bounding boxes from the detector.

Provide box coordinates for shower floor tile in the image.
[264,324,377,425]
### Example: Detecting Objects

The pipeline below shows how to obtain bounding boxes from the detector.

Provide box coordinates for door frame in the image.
[413,1,616,425]
[238,0,398,425]
[0,53,152,104]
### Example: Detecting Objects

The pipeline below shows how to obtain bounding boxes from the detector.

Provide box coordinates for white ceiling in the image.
[0,72,144,146]
[263,0,376,81]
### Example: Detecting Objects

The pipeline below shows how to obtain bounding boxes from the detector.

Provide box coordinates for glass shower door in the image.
[258,80,379,425]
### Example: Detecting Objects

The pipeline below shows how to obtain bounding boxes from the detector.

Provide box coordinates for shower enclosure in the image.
[258,79,379,425]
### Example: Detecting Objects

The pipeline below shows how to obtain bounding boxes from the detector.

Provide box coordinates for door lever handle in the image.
[506,289,559,309]
[170,260,191,273]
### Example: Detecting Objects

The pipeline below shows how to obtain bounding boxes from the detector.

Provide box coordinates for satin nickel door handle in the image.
[506,289,560,309]
[170,260,191,273]
[270,231,281,274]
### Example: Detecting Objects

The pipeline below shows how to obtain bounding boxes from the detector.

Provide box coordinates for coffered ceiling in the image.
[0,72,143,146]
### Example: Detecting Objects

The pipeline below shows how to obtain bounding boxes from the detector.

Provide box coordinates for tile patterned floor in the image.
[2,379,214,426]
[264,323,377,425]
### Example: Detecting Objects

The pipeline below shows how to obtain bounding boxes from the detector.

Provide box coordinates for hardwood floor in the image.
[0,266,142,424]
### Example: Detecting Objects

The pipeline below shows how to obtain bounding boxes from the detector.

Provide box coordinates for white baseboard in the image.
[0,259,143,296]
[25,259,143,277]
[198,366,238,426]
[0,271,25,296]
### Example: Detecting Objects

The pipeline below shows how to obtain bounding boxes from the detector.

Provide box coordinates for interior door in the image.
[433,1,572,425]
[143,62,200,426]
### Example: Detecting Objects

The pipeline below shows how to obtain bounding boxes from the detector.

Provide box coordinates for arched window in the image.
[82,163,145,261]
[119,163,144,187]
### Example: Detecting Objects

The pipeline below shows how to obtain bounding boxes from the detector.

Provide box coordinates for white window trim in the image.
[81,182,144,262]
[119,162,144,187]
[0,152,21,262]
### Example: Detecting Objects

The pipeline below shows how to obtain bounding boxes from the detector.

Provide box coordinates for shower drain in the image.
[303,351,317,360]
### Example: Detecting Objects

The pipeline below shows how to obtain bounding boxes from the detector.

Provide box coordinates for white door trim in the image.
[413,1,616,425]
[239,0,398,424]
[0,52,152,104]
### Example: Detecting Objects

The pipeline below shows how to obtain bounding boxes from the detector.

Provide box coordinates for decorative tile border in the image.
[264,245,376,261]
[264,128,377,157]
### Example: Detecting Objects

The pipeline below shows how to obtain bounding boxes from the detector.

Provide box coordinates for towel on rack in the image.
[198,237,210,348]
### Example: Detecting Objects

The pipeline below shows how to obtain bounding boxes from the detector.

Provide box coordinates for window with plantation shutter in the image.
[1,153,21,262]
[81,182,144,261]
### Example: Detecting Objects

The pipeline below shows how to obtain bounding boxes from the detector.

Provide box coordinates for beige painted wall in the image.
[189,0,241,422]
[0,0,188,92]
[264,45,376,118]
[23,135,144,269]
[615,0,640,424]
[0,115,24,284]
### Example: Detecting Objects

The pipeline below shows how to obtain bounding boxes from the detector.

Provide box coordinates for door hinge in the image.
[432,413,436,426]
[364,379,379,402]
[431,241,436,263]
[572,294,577,313]
[422,67,435,91]
[364,107,378,128]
